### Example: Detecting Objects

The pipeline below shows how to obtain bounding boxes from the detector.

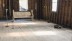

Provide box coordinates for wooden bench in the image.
[13,10,34,21]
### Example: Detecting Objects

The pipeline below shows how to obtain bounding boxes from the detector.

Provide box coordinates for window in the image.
[19,0,28,11]
[52,0,58,12]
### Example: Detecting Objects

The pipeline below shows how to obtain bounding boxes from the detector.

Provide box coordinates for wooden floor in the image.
[0,19,72,41]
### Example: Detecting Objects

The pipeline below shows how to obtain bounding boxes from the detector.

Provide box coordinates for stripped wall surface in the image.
[0,0,4,18]
[50,0,72,28]
[27,0,72,28]
[13,0,19,11]
[41,0,72,28]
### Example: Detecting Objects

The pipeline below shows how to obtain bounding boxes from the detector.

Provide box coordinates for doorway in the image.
[19,0,28,11]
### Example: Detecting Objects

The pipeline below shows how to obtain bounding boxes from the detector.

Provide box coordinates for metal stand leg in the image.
[31,10,34,21]
[11,10,15,29]
[5,9,9,27]
[5,0,11,27]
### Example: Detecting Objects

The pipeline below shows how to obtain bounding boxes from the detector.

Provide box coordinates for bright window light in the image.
[52,0,58,12]
[19,0,28,11]
[5,31,57,37]
[33,31,57,36]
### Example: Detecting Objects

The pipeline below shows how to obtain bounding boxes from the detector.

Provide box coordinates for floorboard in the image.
[0,19,72,41]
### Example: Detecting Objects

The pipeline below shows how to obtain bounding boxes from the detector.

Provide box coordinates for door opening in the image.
[19,0,28,11]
